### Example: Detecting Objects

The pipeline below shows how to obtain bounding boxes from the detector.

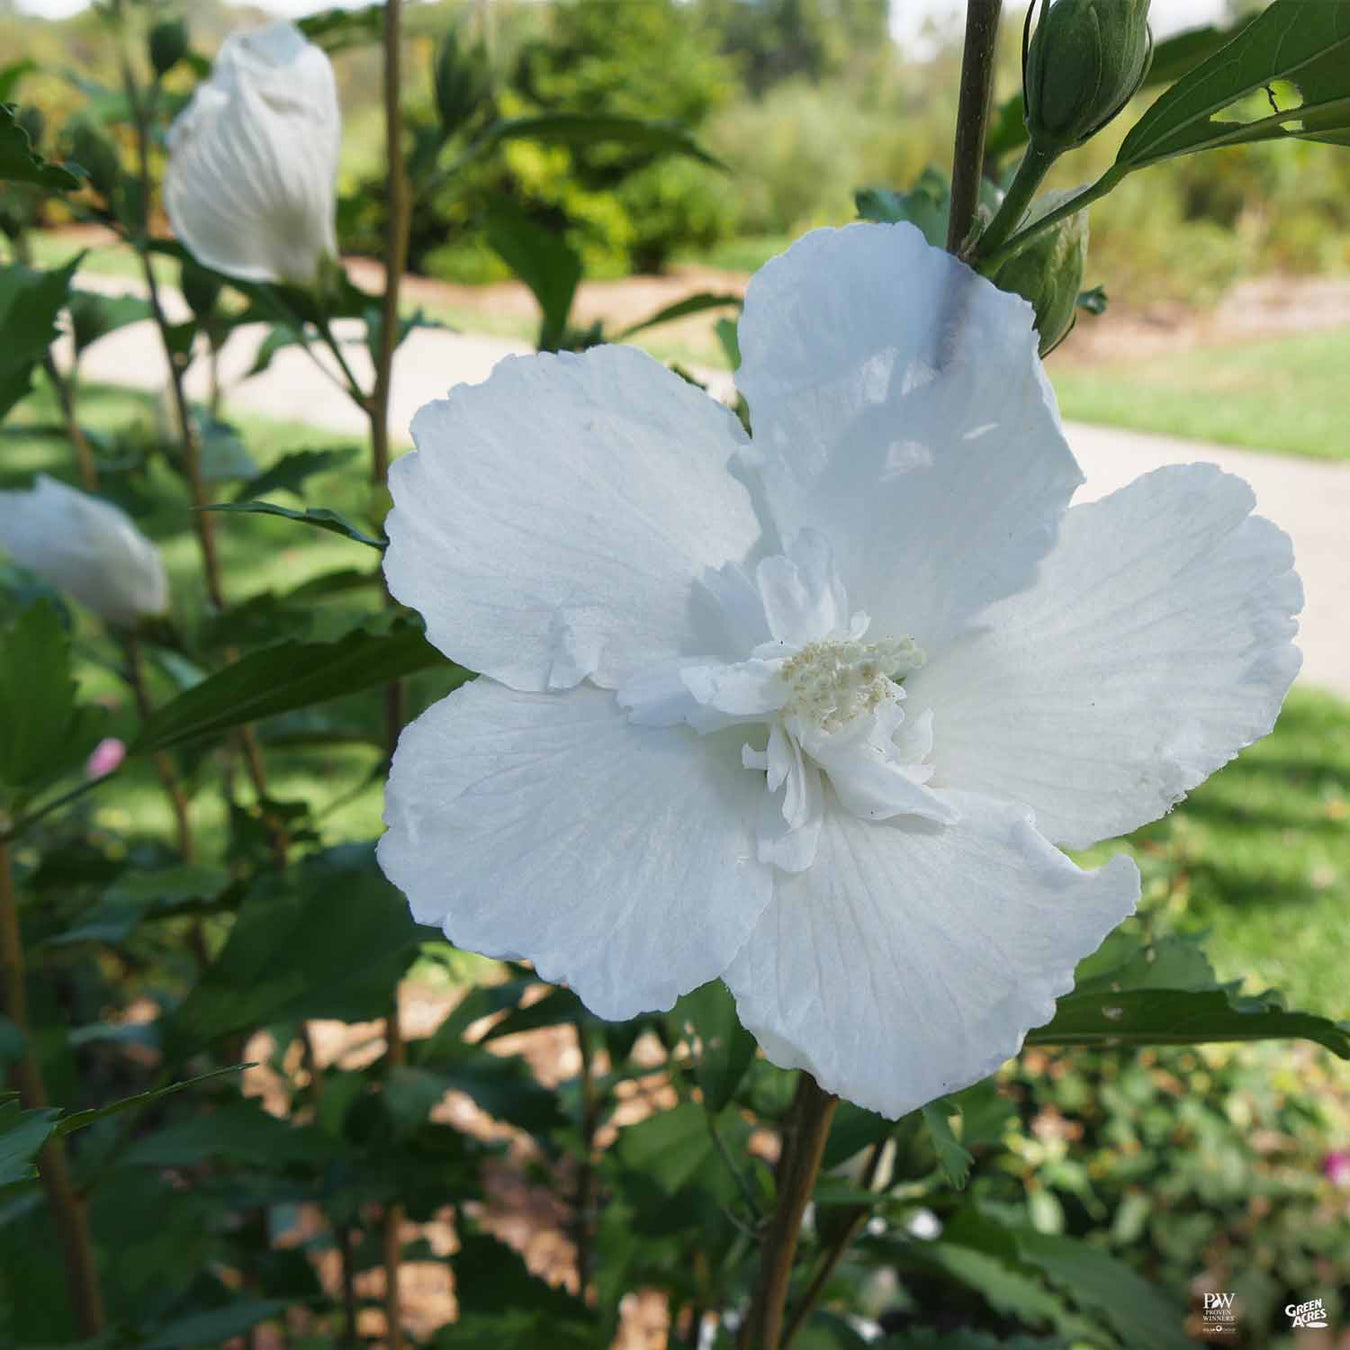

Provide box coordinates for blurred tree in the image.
[697,0,891,95]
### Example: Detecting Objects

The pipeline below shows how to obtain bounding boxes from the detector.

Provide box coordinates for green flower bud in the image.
[1024,0,1152,154]
[68,122,121,200]
[434,29,492,137]
[992,189,1088,356]
[149,18,190,79]
[181,257,223,318]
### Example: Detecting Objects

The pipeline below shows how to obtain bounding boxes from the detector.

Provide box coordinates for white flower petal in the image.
[0,475,168,626]
[378,678,773,1020]
[735,223,1082,654]
[908,464,1303,849]
[755,529,850,645]
[724,791,1140,1118]
[386,346,762,692]
[165,22,339,285]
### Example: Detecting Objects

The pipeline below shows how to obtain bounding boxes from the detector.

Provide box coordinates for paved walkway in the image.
[69,279,1349,697]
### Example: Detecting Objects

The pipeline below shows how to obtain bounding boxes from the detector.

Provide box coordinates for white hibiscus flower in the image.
[377,223,1302,1119]
[0,475,169,627]
[165,21,340,287]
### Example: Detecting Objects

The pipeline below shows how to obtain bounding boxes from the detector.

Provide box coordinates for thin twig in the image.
[573,1018,600,1294]
[122,633,194,862]
[374,6,412,1343]
[44,357,99,492]
[738,1075,838,1350]
[370,0,410,488]
[0,837,106,1334]
[780,1137,888,1349]
[946,0,1004,255]
[381,992,407,1350]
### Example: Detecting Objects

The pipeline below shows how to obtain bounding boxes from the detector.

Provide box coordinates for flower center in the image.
[780,636,925,733]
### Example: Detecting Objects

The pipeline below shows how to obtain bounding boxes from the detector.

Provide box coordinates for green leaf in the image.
[413,979,535,1063]
[449,1231,597,1341]
[715,316,740,371]
[298,3,384,52]
[0,103,81,190]
[1029,984,1350,1055]
[0,601,103,795]
[856,172,950,247]
[1014,1229,1190,1350]
[1118,1,1350,168]
[1029,931,1350,1055]
[396,1053,565,1139]
[233,447,358,502]
[822,1101,891,1170]
[616,1101,718,1195]
[0,1097,59,1188]
[244,322,305,379]
[880,1332,1073,1349]
[67,290,152,356]
[614,292,742,341]
[204,499,384,549]
[474,112,724,170]
[480,985,586,1042]
[139,1299,289,1350]
[0,256,81,420]
[920,1099,974,1189]
[485,198,583,353]
[670,980,756,1114]
[133,618,453,753]
[165,848,420,1056]
[55,1065,247,1137]
[0,61,38,105]
[919,1242,1086,1337]
[123,1101,340,1166]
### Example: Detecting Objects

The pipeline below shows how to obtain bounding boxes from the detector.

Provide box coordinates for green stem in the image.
[946,0,1004,255]
[979,164,1127,273]
[975,141,1056,262]
[738,1075,838,1350]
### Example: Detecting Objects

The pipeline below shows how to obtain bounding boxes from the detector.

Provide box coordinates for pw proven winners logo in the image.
[1201,1291,1238,1338]
[1287,1298,1330,1329]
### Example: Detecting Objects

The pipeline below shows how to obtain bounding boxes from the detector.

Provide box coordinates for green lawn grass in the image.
[1050,328,1350,462]
[1075,687,1350,1019]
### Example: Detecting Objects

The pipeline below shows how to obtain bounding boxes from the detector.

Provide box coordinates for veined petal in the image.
[724,791,1139,1119]
[379,679,773,1020]
[386,347,762,693]
[735,223,1082,655]
[909,464,1303,849]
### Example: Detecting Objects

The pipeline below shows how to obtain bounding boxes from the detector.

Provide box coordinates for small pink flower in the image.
[86,737,127,780]
[1324,1151,1350,1187]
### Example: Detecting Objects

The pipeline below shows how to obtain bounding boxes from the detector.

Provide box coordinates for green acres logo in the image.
[1286,1298,1329,1329]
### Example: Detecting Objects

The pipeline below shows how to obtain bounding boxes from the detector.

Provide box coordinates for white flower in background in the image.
[0,475,169,627]
[378,223,1302,1119]
[165,21,340,287]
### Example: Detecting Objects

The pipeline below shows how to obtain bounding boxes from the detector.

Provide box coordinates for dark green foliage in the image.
[0,103,80,191]
[0,601,103,798]
[0,256,80,421]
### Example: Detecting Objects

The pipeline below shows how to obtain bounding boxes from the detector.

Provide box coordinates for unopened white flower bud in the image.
[0,476,169,626]
[165,21,340,287]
